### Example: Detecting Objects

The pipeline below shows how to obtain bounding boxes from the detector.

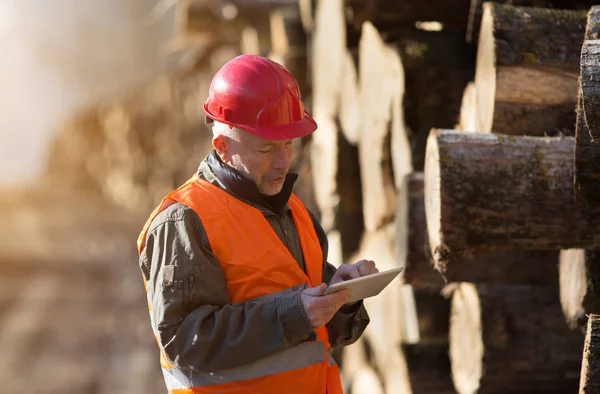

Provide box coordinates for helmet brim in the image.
[205,108,318,141]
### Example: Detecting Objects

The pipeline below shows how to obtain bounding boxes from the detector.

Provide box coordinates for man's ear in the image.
[213,135,231,162]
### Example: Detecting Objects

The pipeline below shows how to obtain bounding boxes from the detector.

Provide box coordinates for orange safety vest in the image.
[137,176,343,394]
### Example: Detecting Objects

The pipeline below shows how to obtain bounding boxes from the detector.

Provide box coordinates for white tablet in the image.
[323,266,404,304]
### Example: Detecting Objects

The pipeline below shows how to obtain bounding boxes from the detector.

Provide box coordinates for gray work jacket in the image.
[138,151,370,371]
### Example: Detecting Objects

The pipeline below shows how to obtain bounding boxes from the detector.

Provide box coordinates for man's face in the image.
[217,130,294,196]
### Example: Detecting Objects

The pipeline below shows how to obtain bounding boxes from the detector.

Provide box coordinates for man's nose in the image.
[272,145,291,170]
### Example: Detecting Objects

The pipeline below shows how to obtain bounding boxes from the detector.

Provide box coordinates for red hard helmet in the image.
[203,55,317,140]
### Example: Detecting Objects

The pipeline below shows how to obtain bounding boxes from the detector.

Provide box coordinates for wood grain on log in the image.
[424,129,600,264]
[358,22,412,231]
[579,314,600,394]
[404,172,559,285]
[450,283,584,394]
[474,3,585,135]
[402,343,456,394]
[560,249,600,329]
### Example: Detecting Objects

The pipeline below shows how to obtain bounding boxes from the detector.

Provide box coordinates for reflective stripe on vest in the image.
[137,177,343,394]
[161,341,333,389]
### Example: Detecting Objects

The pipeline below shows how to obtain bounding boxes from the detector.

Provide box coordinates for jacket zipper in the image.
[274,214,292,252]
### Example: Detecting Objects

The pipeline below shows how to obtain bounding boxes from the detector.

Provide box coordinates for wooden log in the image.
[309,0,345,232]
[268,7,309,99]
[449,283,584,394]
[560,249,600,329]
[338,49,361,145]
[358,21,412,231]
[298,0,315,32]
[580,10,600,142]
[575,7,600,208]
[424,129,600,265]
[351,224,417,391]
[579,314,600,394]
[466,0,597,43]
[474,3,586,135]
[403,172,559,285]
[576,49,600,207]
[402,343,456,394]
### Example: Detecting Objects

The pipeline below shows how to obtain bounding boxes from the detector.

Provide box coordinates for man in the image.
[137,54,378,394]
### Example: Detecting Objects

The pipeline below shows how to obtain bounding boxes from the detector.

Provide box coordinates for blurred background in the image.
[1,0,597,393]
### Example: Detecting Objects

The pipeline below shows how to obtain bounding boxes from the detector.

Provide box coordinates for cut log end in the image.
[451,284,584,394]
[560,248,600,329]
[458,82,478,132]
[474,3,496,133]
[449,283,484,394]
[424,131,443,263]
[560,249,588,329]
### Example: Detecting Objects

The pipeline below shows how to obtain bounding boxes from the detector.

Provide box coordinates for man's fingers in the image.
[303,283,327,296]
[358,260,378,276]
[317,288,350,307]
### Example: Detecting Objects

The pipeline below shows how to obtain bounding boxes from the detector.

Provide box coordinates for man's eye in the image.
[257,149,271,153]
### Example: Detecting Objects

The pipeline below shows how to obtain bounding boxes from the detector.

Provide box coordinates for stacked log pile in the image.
[421,3,600,393]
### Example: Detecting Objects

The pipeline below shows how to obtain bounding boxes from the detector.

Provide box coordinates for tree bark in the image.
[560,249,600,329]
[582,14,600,143]
[474,3,585,135]
[466,0,596,43]
[449,283,584,394]
[358,21,412,231]
[404,172,559,285]
[402,343,456,394]
[576,49,600,206]
[579,314,600,394]
[424,129,600,264]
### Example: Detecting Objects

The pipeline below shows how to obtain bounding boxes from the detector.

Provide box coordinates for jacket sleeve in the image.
[139,203,316,372]
[306,210,370,348]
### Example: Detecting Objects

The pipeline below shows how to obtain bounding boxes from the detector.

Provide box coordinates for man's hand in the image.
[301,283,351,328]
[329,259,379,286]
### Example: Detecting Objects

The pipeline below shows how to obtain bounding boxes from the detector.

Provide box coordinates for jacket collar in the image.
[197,150,298,216]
